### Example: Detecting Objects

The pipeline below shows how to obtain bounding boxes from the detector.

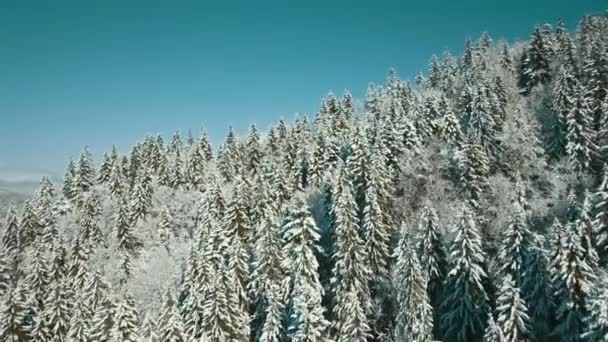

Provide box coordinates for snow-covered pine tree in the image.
[393,223,434,342]
[112,292,140,342]
[281,191,332,342]
[578,190,600,271]
[2,207,20,256]
[109,163,126,197]
[416,202,447,339]
[497,201,535,285]
[67,293,93,342]
[583,271,608,342]
[26,246,50,310]
[158,289,187,342]
[495,274,530,342]
[551,225,596,342]
[565,83,596,173]
[594,164,608,264]
[89,297,116,342]
[76,146,96,193]
[0,253,11,297]
[78,191,104,247]
[0,283,29,341]
[115,195,142,255]
[62,158,78,201]
[521,242,554,342]
[157,207,173,252]
[520,26,552,94]
[331,161,371,342]
[42,279,72,342]
[441,205,490,342]
[97,152,114,184]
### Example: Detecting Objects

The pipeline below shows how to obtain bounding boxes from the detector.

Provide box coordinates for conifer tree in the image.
[565,84,596,173]
[109,163,126,197]
[89,298,115,342]
[112,293,140,342]
[552,226,596,342]
[26,246,50,310]
[157,207,173,251]
[2,207,20,256]
[495,274,530,342]
[76,146,96,192]
[483,314,505,342]
[281,192,332,342]
[158,289,187,342]
[441,205,490,342]
[394,224,434,342]
[583,272,608,342]
[67,294,93,342]
[43,280,71,342]
[520,27,552,94]
[62,158,78,201]
[0,253,11,297]
[497,201,535,285]
[98,152,113,184]
[115,195,142,255]
[331,161,371,342]
[0,284,29,342]
[521,244,554,342]
[416,202,447,339]
[594,165,608,264]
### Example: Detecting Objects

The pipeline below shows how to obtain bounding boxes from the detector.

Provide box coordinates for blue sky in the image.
[0,0,605,176]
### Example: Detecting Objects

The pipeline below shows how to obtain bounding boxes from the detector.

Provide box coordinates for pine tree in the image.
[2,207,21,256]
[594,165,608,263]
[158,289,187,342]
[67,294,93,342]
[497,201,535,285]
[281,191,332,342]
[89,298,115,342]
[331,161,371,342]
[394,224,434,342]
[583,272,608,342]
[62,159,78,201]
[551,226,596,342]
[43,280,71,342]
[0,284,29,342]
[157,207,173,251]
[521,244,553,342]
[115,195,142,255]
[26,246,50,310]
[98,152,114,184]
[520,27,552,94]
[565,84,596,173]
[416,202,447,339]
[483,314,505,342]
[441,205,490,342]
[76,146,96,192]
[0,253,11,297]
[112,293,140,342]
[495,274,530,342]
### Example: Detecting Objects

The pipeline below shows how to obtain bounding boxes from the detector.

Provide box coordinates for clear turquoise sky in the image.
[0,0,605,175]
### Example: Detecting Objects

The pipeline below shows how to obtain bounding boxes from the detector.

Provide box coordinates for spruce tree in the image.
[520,27,552,94]
[89,298,115,342]
[281,192,331,342]
[2,207,20,256]
[483,314,505,342]
[115,195,142,255]
[76,146,96,192]
[0,284,29,342]
[42,280,71,342]
[565,84,596,173]
[67,294,93,342]
[416,202,447,339]
[331,161,371,342]
[441,205,490,342]
[594,164,608,264]
[112,293,140,342]
[495,274,530,342]
[393,224,434,342]
[158,289,187,342]
[497,201,535,285]
[62,158,78,201]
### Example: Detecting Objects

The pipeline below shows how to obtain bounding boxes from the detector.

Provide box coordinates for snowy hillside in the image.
[2,13,608,342]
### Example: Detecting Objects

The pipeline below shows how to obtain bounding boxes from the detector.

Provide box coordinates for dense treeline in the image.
[2,12,608,342]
